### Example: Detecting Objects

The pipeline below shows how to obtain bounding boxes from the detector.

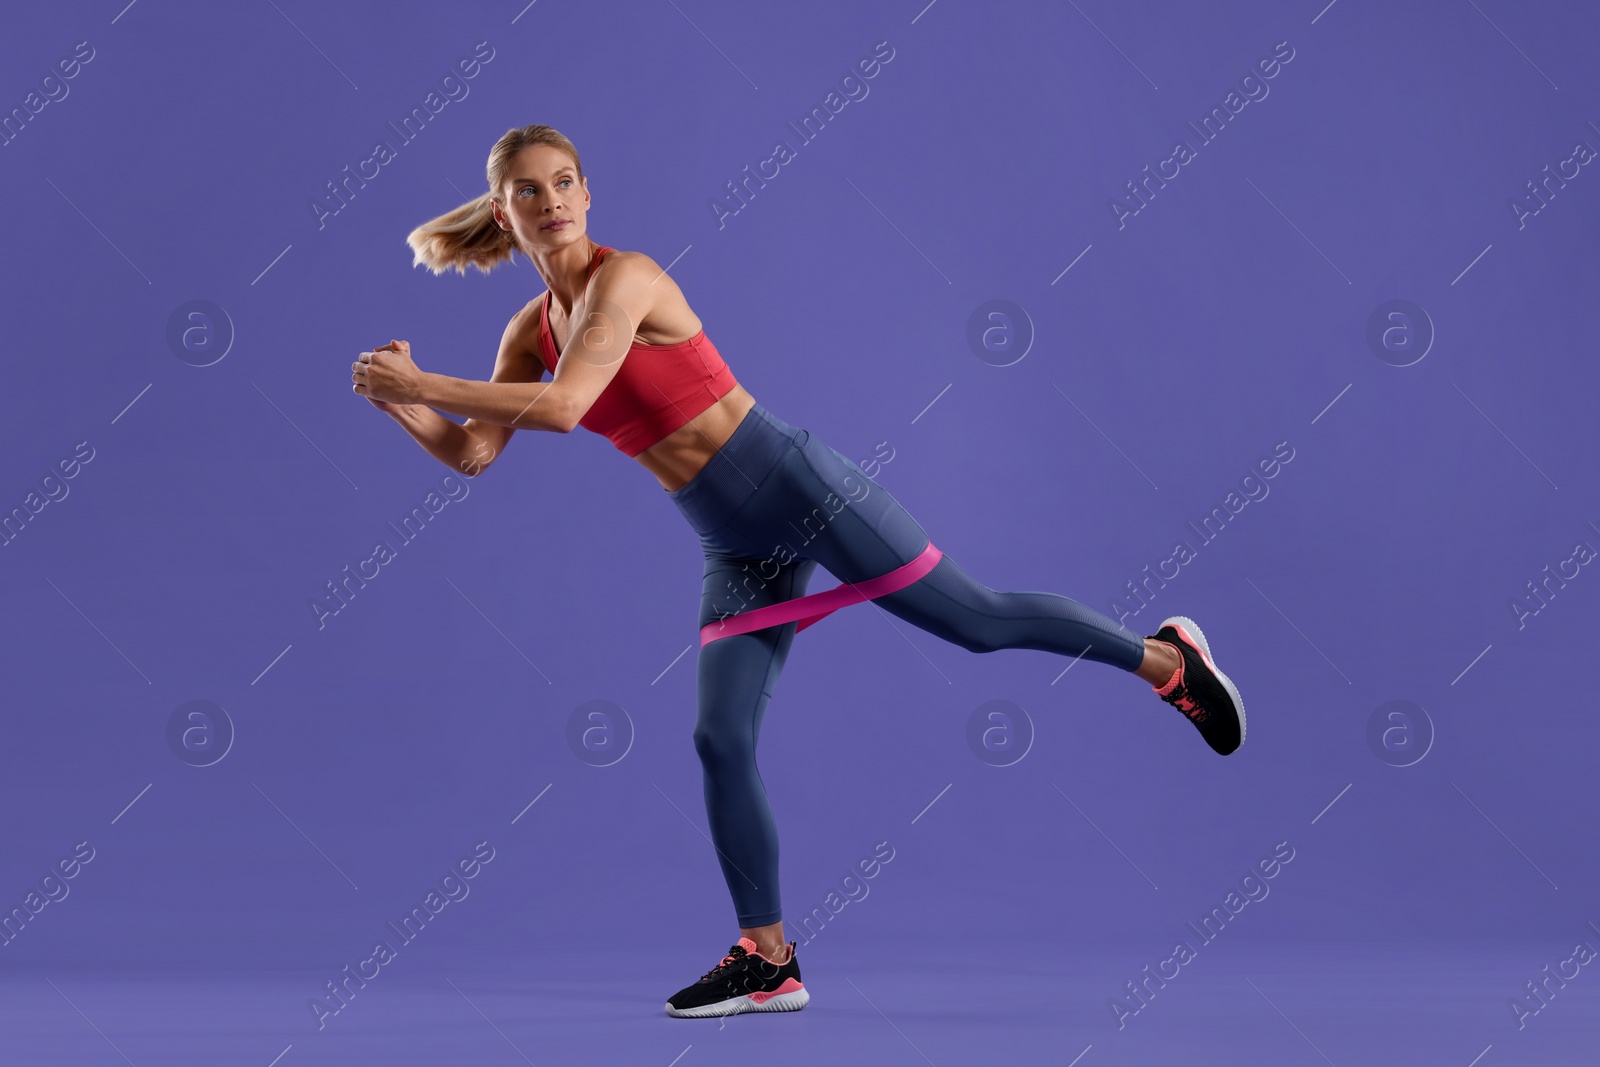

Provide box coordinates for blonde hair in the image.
[405,124,586,276]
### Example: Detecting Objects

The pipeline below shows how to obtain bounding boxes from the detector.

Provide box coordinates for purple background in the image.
[2,0,1597,1063]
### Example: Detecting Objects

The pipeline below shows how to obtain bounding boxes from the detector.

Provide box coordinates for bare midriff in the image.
[634,383,758,492]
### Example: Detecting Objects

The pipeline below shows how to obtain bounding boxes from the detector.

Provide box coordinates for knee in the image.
[928,606,1004,653]
[955,629,1003,654]
[693,721,754,768]
[912,616,999,653]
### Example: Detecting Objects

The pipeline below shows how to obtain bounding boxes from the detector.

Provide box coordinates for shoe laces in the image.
[699,944,750,983]
[1157,651,1209,722]
[1163,684,1207,721]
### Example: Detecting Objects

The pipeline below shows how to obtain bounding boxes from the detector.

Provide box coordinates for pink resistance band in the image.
[700,541,944,646]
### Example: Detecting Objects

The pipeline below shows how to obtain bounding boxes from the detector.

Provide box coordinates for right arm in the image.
[377,306,547,477]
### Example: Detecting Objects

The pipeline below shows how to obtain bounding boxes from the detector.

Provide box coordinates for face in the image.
[494,144,590,249]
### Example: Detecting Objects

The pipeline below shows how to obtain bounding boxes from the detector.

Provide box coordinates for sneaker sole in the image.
[665,987,810,1018]
[1160,615,1247,750]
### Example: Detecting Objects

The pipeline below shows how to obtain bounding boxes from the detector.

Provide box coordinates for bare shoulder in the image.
[594,248,699,340]
[499,296,546,366]
[600,247,655,269]
[516,291,548,322]
[595,247,670,287]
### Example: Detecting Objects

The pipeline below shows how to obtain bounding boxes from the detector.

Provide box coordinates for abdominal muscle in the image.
[635,383,758,492]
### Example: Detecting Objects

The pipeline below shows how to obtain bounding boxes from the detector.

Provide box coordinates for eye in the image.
[559,179,572,187]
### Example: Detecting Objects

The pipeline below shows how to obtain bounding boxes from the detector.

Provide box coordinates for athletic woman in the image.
[352,125,1245,1019]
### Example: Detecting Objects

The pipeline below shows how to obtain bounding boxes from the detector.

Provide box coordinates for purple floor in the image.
[4,940,1594,1065]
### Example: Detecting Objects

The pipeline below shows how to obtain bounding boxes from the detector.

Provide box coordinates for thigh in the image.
[696,546,820,631]
[693,548,818,744]
[780,434,933,586]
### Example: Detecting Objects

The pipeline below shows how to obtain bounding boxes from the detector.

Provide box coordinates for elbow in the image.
[538,384,584,434]
[554,396,582,434]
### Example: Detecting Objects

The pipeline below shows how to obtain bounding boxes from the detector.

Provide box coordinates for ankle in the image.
[1153,657,1182,694]
[1137,638,1181,686]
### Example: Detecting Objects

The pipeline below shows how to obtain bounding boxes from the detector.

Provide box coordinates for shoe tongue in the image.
[736,936,759,954]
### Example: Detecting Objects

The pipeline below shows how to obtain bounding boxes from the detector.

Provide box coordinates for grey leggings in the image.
[666,403,1148,927]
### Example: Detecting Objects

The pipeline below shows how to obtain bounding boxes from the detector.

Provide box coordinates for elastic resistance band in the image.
[699,541,944,646]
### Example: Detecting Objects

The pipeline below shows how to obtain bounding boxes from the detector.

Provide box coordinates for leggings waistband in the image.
[666,402,805,536]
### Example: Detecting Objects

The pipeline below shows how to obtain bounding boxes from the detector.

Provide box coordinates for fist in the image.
[353,339,424,404]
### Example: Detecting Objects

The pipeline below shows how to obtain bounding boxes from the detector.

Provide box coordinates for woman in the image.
[352,124,1245,1019]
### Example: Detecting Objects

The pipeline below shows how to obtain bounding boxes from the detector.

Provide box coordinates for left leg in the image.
[780,433,1241,752]
[788,435,1166,675]
[874,551,1181,680]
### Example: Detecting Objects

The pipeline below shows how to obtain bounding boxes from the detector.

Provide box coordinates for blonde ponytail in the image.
[405,191,515,277]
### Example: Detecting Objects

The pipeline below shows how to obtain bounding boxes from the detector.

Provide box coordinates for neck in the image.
[537,238,598,316]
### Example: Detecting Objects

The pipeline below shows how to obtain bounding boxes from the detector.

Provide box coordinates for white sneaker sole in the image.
[665,987,810,1018]
[1160,615,1247,749]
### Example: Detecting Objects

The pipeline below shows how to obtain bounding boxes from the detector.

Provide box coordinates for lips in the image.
[543,219,571,230]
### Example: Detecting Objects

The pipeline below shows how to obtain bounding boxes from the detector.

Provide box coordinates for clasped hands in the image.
[352,340,426,407]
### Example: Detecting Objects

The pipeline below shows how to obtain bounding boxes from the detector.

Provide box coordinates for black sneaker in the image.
[665,936,808,1018]
[1147,615,1245,755]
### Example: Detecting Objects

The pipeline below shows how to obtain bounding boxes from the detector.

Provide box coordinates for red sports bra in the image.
[537,246,739,457]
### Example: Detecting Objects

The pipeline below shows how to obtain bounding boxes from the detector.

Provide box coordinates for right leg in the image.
[690,546,817,955]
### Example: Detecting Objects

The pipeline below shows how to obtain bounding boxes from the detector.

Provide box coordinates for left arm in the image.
[416,256,657,432]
